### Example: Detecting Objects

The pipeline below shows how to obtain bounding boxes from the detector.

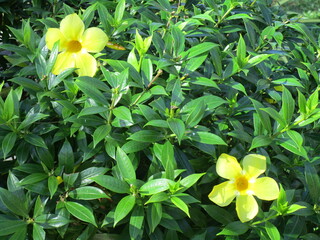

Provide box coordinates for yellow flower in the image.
[46,13,108,77]
[208,153,279,222]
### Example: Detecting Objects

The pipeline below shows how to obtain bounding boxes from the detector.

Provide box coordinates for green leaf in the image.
[288,23,317,47]
[284,216,303,239]
[0,188,28,218]
[185,100,206,128]
[46,40,59,77]
[93,125,111,147]
[8,227,27,240]
[249,135,273,151]
[160,141,176,180]
[65,201,97,227]
[48,175,58,199]
[305,163,320,204]
[180,173,205,191]
[181,42,219,59]
[33,196,45,218]
[185,54,207,72]
[280,87,295,124]
[246,54,272,68]
[78,106,108,118]
[145,192,169,204]
[18,113,49,130]
[167,118,185,144]
[129,206,144,239]
[33,223,46,240]
[0,219,27,236]
[90,175,130,194]
[217,221,249,236]
[114,195,136,227]
[113,106,133,123]
[19,173,48,186]
[116,147,136,181]
[35,214,70,228]
[114,0,125,25]
[2,132,17,159]
[237,35,247,68]
[10,77,43,92]
[140,179,175,195]
[202,205,234,225]
[265,222,280,240]
[69,186,110,200]
[261,107,286,128]
[272,77,304,87]
[251,99,272,133]
[189,132,227,145]
[75,79,108,105]
[128,130,164,142]
[24,134,47,149]
[170,196,190,217]
[148,203,162,233]
[58,140,74,174]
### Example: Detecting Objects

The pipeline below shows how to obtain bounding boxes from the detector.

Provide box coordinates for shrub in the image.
[0,0,320,239]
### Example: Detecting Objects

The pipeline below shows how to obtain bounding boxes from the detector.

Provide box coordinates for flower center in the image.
[67,40,82,53]
[235,176,248,191]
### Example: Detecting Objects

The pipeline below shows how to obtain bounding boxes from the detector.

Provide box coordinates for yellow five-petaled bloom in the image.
[208,153,279,222]
[46,13,109,77]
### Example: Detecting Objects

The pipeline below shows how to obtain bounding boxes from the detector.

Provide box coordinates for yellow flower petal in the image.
[60,13,84,41]
[216,154,242,180]
[46,28,66,50]
[208,181,236,207]
[52,52,75,75]
[74,52,97,77]
[236,195,258,222]
[81,27,109,53]
[253,177,279,200]
[243,154,266,179]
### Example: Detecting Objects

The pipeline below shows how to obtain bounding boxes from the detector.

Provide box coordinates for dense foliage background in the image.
[0,0,320,239]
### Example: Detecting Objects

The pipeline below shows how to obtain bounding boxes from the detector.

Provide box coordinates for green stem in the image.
[214,5,235,28]
[251,213,280,225]
[107,94,117,125]
[130,69,163,107]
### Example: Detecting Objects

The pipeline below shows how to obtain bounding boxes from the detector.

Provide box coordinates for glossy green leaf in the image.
[65,201,97,227]
[305,163,320,204]
[128,130,164,142]
[90,175,130,194]
[265,222,280,240]
[69,186,110,200]
[250,135,273,151]
[0,219,27,236]
[58,140,74,174]
[167,118,185,144]
[114,195,136,227]
[189,132,227,145]
[140,179,175,195]
[116,147,136,181]
[2,132,17,159]
[24,134,47,149]
[33,223,46,240]
[113,106,133,123]
[19,173,48,186]
[170,196,190,217]
[217,221,249,236]
[280,87,295,124]
[48,175,58,199]
[160,141,175,180]
[148,203,162,233]
[180,173,205,191]
[129,206,144,239]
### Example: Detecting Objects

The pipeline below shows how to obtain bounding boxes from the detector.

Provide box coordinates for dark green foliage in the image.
[0,0,320,239]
